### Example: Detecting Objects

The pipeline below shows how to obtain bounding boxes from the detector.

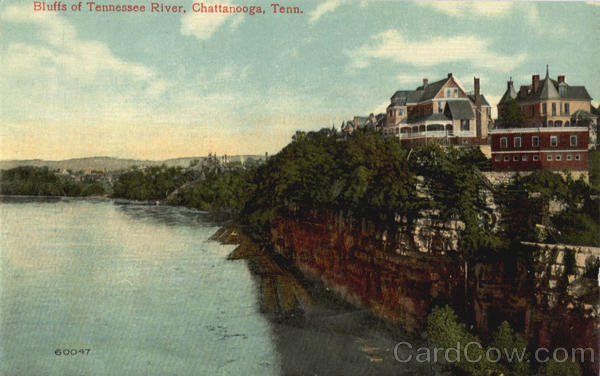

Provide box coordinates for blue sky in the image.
[1,0,599,159]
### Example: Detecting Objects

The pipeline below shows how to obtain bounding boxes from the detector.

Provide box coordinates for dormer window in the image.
[559,86,566,96]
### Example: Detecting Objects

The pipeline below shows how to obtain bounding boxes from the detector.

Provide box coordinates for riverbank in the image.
[210,224,448,375]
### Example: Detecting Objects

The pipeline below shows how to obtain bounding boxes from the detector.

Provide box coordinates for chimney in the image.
[507,79,514,91]
[474,77,482,139]
[447,73,453,79]
[422,78,428,87]
[532,74,540,92]
[557,75,565,84]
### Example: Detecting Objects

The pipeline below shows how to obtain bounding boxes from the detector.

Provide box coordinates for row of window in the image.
[541,102,570,116]
[500,135,578,148]
[494,153,582,162]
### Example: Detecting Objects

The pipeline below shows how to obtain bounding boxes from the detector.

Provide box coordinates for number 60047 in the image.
[55,349,90,356]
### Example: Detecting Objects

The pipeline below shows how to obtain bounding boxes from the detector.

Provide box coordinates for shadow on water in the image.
[230,240,447,376]
[115,202,220,227]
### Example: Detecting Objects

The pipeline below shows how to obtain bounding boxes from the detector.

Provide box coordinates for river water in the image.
[0,197,441,376]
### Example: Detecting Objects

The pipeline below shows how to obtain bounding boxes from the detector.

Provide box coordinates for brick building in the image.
[491,67,594,172]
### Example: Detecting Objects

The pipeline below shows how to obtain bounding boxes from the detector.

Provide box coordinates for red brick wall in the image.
[491,129,589,171]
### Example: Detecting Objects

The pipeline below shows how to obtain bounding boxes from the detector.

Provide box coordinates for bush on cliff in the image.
[496,170,600,247]
[240,128,424,243]
[542,358,582,376]
[427,306,531,376]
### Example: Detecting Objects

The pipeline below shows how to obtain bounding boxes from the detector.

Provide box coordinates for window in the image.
[556,154,562,161]
[552,103,556,116]
[575,154,581,160]
[570,135,577,146]
[565,103,570,115]
[495,155,501,162]
[453,88,458,97]
[532,136,539,147]
[461,119,470,131]
[547,155,553,161]
[533,155,539,161]
[514,136,522,147]
[504,156,510,161]
[567,154,572,161]
[550,135,558,147]
[438,101,443,112]
[513,155,519,161]
[398,109,403,115]
[542,103,547,115]
[523,155,529,161]
[446,89,451,97]
[560,103,563,115]
[500,137,507,148]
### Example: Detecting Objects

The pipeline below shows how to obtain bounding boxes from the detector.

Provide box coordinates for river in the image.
[0,197,442,375]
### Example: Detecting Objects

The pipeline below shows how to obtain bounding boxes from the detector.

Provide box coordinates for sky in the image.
[1,0,599,160]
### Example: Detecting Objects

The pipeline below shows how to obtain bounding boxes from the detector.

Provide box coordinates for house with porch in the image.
[381,74,493,146]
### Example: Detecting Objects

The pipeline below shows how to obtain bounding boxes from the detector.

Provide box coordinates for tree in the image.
[498,99,526,127]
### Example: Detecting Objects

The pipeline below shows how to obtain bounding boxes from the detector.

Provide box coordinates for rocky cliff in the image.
[270,209,599,374]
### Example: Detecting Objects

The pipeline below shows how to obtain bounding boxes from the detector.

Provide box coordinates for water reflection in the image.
[116,202,214,227]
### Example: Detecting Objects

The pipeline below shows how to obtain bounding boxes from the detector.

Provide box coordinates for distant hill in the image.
[0,155,265,172]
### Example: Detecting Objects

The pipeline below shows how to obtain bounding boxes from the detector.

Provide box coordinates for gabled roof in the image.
[514,72,592,102]
[417,77,450,102]
[468,94,491,107]
[445,100,475,120]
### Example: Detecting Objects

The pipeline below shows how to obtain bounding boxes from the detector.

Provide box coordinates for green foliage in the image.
[415,145,501,260]
[0,166,105,197]
[170,169,254,215]
[426,306,500,376]
[588,149,600,192]
[542,359,582,376]
[489,321,530,376]
[428,308,532,376]
[239,129,424,243]
[112,166,189,201]
[498,99,526,127]
[496,170,600,247]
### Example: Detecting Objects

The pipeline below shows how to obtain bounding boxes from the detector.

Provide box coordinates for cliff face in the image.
[270,209,599,374]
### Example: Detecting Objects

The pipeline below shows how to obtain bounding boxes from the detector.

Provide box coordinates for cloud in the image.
[308,0,341,24]
[585,1,600,6]
[396,73,436,86]
[417,1,514,17]
[415,1,540,33]
[371,100,389,115]
[346,30,527,73]
[0,4,163,126]
[180,2,243,40]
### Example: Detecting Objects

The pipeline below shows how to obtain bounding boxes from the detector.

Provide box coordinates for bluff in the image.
[269,208,600,374]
